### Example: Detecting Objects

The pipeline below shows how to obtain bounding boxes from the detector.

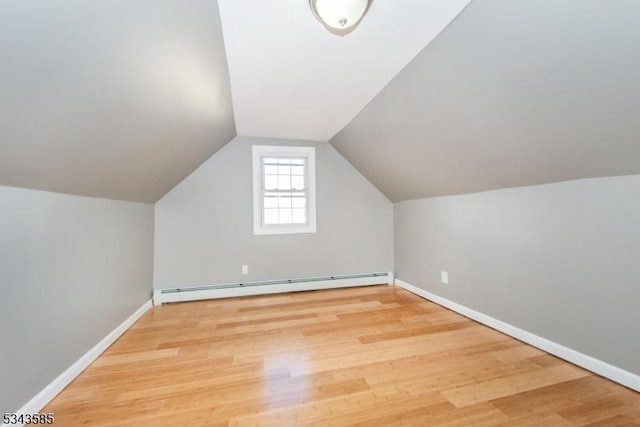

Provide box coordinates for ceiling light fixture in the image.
[309,0,373,36]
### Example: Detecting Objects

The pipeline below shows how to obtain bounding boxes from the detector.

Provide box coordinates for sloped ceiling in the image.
[3,0,639,203]
[0,0,235,202]
[218,0,471,142]
[331,0,640,202]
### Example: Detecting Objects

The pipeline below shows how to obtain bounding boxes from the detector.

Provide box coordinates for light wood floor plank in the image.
[41,285,640,426]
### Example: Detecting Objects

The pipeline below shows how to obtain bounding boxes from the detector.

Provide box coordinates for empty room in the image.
[1,0,639,425]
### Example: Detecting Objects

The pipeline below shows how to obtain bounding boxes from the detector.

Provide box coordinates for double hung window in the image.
[252,146,316,235]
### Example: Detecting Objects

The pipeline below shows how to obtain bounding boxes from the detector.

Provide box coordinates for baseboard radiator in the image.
[153,271,394,305]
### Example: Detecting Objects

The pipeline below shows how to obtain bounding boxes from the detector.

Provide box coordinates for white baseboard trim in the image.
[154,272,394,305]
[6,300,152,426]
[394,278,640,392]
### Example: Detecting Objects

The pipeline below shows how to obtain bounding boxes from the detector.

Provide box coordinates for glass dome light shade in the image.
[309,0,373,36]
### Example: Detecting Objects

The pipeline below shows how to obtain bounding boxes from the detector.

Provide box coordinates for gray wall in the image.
[331,0,640,202]
[154,136,393,288]
[394,175,640,375]
[0,185,154,413]
[0,0,235,202]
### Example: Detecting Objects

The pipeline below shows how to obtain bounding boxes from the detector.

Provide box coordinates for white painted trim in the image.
[394,278,640,393]
[5,301,152,426]
[154,275,389,305]
[386,271,395,285]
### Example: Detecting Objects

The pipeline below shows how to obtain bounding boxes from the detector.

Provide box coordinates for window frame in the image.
[252,145,316,235]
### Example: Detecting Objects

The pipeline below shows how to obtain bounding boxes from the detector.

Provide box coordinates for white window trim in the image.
[252,145,317,235]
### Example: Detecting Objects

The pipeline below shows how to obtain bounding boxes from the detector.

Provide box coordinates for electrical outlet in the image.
[441,271,449,284]
[242,265,248,275]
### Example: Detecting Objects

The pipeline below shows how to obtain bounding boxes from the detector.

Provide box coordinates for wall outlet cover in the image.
[441,271,449,284]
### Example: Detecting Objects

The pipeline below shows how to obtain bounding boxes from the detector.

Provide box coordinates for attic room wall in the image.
[154,136,393,288]
[0,0,236,202]
[330,0,640,202]
[394,175,640,376]
[0,185,154,414]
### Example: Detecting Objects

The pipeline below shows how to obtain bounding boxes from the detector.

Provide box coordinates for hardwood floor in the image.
[43,285,640,426]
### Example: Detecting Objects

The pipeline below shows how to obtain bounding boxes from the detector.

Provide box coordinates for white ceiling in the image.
[218,0,472,142]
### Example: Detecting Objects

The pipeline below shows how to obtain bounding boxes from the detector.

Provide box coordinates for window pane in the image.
[291,158,305,165]
[291,166,304,176]
[291,176,304,189]
[264,175,278,190]
[278,175,291,190]
[279,209,293,223]
[264,209,279,224]
[292,196,306,208]
[264,165,278,175]
[264,195,278,208]
[292,209,306,224]
[278,158,291,165]
[279,196,292,209]
[264,157,278,164]
[278,165,291,175]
